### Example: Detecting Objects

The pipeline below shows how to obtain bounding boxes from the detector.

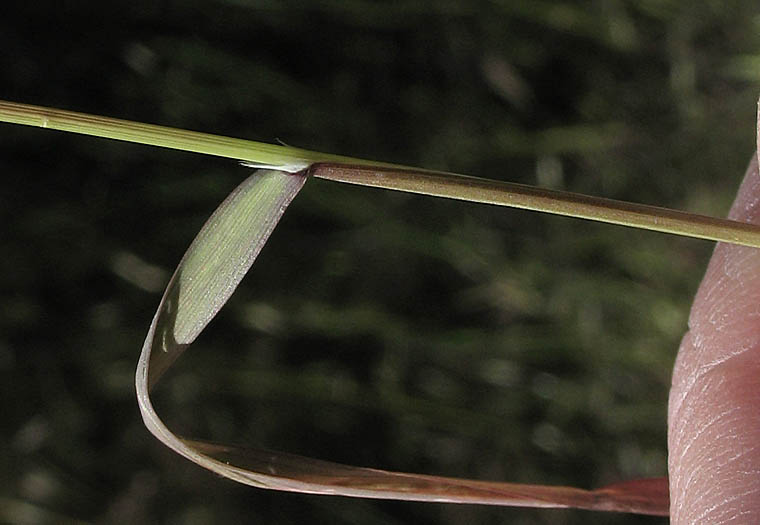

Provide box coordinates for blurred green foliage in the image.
[1,1,759,523]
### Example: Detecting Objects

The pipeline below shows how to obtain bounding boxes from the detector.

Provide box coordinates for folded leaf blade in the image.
[142,169,306,388]
[136,167,668,517]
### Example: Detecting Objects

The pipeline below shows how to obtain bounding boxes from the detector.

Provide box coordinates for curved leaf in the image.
[136,168,669,516]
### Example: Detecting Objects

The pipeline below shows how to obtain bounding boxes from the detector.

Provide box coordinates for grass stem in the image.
[2,99,759,248]
[310,163,760,248]
[0,99,387,171]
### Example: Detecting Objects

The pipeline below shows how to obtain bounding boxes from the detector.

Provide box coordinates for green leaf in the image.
[134,167,668,517]
[139,169,306,388]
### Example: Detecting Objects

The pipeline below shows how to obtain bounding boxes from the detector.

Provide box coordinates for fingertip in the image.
[668,155,760,523]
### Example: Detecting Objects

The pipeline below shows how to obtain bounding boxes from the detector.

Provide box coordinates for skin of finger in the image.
[668,153,760,523]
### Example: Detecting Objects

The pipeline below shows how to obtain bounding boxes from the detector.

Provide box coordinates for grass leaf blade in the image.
[135,167,668,517]
[137,168,306,389]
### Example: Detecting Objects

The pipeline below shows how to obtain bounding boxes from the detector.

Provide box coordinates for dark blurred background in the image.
[1,1,759,524]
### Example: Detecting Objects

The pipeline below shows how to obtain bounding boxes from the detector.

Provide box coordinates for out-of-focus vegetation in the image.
[1,1,759,523]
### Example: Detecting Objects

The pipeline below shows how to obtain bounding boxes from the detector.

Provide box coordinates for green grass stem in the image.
[0,99,388,172]
[2,99,759,248]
